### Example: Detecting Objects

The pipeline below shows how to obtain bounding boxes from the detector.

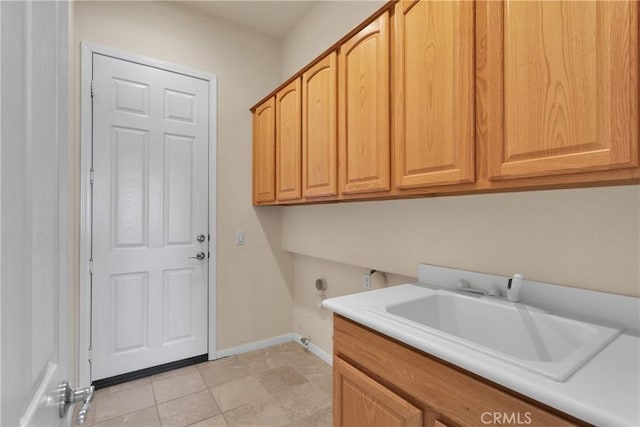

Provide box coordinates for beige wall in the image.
[71,1,293,383]
[280,0,385,79]
[293,254,414,353]
[280,1,640,356]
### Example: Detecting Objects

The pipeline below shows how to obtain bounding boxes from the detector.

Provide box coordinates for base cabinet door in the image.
[334,357,422,427]
[480,0,639,180]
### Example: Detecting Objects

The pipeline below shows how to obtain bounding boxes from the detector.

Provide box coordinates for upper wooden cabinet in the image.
[302,52,338,198]
[252,0,640,205]
[252,97,275,204]
[393,0,475,189]
[479,1,639,180]
[276,78,302,201]
[338,12,390,195]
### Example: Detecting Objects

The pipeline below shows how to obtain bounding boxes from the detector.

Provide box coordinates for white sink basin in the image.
[369,291,622,381]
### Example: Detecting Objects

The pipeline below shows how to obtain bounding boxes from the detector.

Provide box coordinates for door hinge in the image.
[90,80,94,98]
[89,258,94,274]
[88,347,93,362]
[89,168,95,185]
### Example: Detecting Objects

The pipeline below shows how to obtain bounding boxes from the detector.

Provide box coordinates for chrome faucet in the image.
[507,274,524,302]
[456,279,499,297]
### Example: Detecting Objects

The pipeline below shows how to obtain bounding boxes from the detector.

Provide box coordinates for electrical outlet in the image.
[362,273,371,290]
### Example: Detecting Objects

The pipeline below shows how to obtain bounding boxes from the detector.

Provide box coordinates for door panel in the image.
[163,269,195,343]
[113,127,148,248]
[111,273,148,353]
[92,53,209,380]
[1,1,69,425]
[165,134,194,245]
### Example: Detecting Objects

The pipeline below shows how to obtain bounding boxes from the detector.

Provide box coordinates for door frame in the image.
[78,42,217,388]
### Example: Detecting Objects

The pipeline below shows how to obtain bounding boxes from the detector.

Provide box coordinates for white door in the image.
[91,54,209,381]
[1,1,72,426]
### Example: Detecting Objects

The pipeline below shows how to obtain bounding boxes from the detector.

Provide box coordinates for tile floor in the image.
[77,342,333,427]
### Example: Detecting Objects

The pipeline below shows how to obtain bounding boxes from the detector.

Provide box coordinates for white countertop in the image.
[323,284,640,426]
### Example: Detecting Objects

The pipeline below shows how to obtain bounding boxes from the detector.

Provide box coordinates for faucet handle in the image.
[507,273,524,302]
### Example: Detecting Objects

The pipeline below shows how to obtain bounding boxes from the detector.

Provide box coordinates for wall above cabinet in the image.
[251,0,640,206]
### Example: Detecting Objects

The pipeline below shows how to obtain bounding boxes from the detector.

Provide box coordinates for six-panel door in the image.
[302,52,338,198]
[92,53,209,380]
[393,0,475,189]
[338,12,391,195]
[276,79,303,201]
[480,1,639,180]
[253,97,276,204]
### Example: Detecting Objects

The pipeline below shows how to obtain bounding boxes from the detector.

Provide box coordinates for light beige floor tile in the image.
[94,383,156,424]
[95,377,152,398]
[287,406,332,427]
[266,349,331,378]
[257,366,308,396]
[152,366,199,383]
[94,406,161,427]
[153,368,207,403]
[272,381,331,422]
[210,375,270,412]
[198,357,254,389]
[308,372,332,397]
[187,414,229,427]
[157,389,221,427]
[222,398,290,427]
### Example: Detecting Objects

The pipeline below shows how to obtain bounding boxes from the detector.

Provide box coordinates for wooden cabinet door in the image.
[338,12,390,194]
[394,0,474,189]
[253,97,276,204]
[276,78,302,200]
[334,357,422,427]
[479,1,639,180]
[302,52,338,198]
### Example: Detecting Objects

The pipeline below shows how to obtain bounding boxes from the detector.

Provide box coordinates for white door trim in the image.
[79,42,217,388]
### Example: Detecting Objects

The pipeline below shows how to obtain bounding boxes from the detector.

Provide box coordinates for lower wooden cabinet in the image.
[334,357,422,427]
[333,315,587,427]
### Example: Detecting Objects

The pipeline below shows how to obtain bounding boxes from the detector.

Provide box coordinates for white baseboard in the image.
[215,333,294,359]
[215,332,333,366]
[294,333,333,366]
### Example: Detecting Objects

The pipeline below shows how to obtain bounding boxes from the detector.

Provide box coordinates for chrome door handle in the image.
[189,251,206,260]
[58,381,94,425]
